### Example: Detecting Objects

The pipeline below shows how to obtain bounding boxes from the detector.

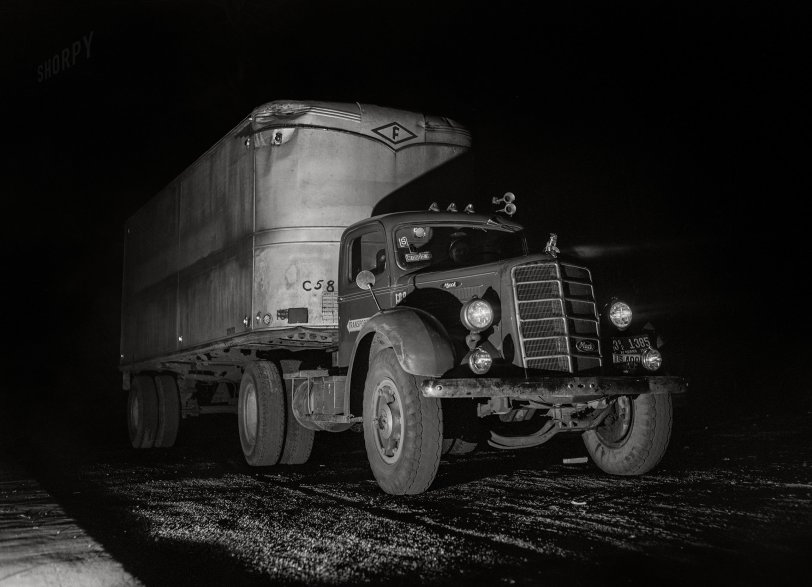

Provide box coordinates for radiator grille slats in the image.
[517,299,564,320]
[511,261,602,373]
[527,357,570,372]
[520,319,566,338]
[516,281,561,301]
[524,337,568,356]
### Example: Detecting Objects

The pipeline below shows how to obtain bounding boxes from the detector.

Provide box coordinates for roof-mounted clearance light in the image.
[447,203,458,212]
[464,203,475,214]
[428,202,440,212]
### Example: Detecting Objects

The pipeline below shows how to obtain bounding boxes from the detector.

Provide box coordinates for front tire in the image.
[363,349,443,495]
[238,362,286,466]
[583,393,673,475]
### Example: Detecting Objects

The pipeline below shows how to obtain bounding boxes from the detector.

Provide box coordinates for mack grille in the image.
[511,261,601,372]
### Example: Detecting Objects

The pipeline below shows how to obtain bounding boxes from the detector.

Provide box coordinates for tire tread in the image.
[363,350,443,495]
[239,362,286,466]
[154,374,180,448]
[583,393,673,476]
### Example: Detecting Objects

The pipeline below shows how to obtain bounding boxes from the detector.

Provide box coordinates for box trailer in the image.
[121,100,470,368]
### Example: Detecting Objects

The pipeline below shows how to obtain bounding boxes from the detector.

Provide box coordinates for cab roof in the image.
[344,211,525,235]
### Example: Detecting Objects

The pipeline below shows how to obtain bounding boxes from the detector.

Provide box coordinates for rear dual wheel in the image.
[128,374,180,449]
[238,361,314,467]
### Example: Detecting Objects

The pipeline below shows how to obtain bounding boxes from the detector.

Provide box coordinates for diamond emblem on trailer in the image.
[371,122,417,145]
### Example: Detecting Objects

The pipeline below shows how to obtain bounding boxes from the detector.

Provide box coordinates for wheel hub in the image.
[242,382,258,446]
[596,396,633,447]
[373,378,404,464]
[377,404,394,438]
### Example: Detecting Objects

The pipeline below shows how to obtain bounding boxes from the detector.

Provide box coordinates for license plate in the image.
[611,334,652,353]
[613,353,642,364]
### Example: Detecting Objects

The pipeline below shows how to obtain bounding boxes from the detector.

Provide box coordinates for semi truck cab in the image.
[288,208,687,494]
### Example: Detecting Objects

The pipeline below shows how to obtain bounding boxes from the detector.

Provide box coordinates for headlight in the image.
[642,348,662,371]
[460,298,493,332]
[469,347,493,374]
[608,301,632,330]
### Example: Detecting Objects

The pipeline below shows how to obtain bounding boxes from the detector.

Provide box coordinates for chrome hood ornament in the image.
[544,233,560,258]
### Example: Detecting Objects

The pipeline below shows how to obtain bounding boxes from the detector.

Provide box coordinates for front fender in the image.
[347,307,456,394]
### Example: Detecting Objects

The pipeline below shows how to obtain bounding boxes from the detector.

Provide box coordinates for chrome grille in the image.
[511,261,602,373]
[515,281,561,301]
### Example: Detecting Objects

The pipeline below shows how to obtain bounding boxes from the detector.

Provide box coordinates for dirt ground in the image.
[2,400,810,586]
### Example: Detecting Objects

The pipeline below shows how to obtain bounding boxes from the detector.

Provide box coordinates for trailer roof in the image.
[250,100,471,151]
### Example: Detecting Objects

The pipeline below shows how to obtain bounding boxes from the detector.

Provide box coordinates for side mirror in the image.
[355,270,376,290]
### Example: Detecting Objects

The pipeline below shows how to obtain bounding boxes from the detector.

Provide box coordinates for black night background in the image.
[0,2,809,585]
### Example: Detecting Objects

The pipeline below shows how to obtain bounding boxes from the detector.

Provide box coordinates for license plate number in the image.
[611,334,652,353]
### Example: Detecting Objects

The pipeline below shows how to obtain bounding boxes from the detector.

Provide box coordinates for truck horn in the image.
[492,192,517,216]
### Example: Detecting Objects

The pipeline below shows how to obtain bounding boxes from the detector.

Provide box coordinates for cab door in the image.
[337,222,391,366]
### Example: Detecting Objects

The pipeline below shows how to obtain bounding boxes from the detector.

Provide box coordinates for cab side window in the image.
[348,229,387,282]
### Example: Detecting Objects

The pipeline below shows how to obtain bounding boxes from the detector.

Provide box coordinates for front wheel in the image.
[363,349,443,495]
[583,393,672,475]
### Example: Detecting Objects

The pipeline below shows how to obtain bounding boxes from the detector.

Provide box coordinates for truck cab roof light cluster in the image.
[426,202,475,213]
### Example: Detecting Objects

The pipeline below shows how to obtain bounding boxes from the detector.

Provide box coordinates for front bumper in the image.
[421,375,687,404]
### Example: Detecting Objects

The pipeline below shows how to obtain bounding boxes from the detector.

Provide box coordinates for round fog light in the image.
[469,347,493,375]
[642,348,662,372]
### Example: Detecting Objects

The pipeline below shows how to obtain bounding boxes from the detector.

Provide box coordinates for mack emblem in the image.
[576,339,597,353]
[443,281,460,289]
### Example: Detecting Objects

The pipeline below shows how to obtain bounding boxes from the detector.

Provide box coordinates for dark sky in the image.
[1,1,807,402]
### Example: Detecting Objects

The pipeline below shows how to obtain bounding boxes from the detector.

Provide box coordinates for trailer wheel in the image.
[583,393,673,475]
[238,362,286,466]
[280,382,315,465]
[154,374,180,448]
[128,375,159,449]
[363,349,443,495]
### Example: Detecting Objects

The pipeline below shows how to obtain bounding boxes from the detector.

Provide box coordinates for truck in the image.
[121,100,687,495]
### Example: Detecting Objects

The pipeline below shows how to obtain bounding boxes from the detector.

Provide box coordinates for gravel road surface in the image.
[3,405,810,586]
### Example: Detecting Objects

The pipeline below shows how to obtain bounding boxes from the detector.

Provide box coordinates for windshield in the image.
[394,223,527,273]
